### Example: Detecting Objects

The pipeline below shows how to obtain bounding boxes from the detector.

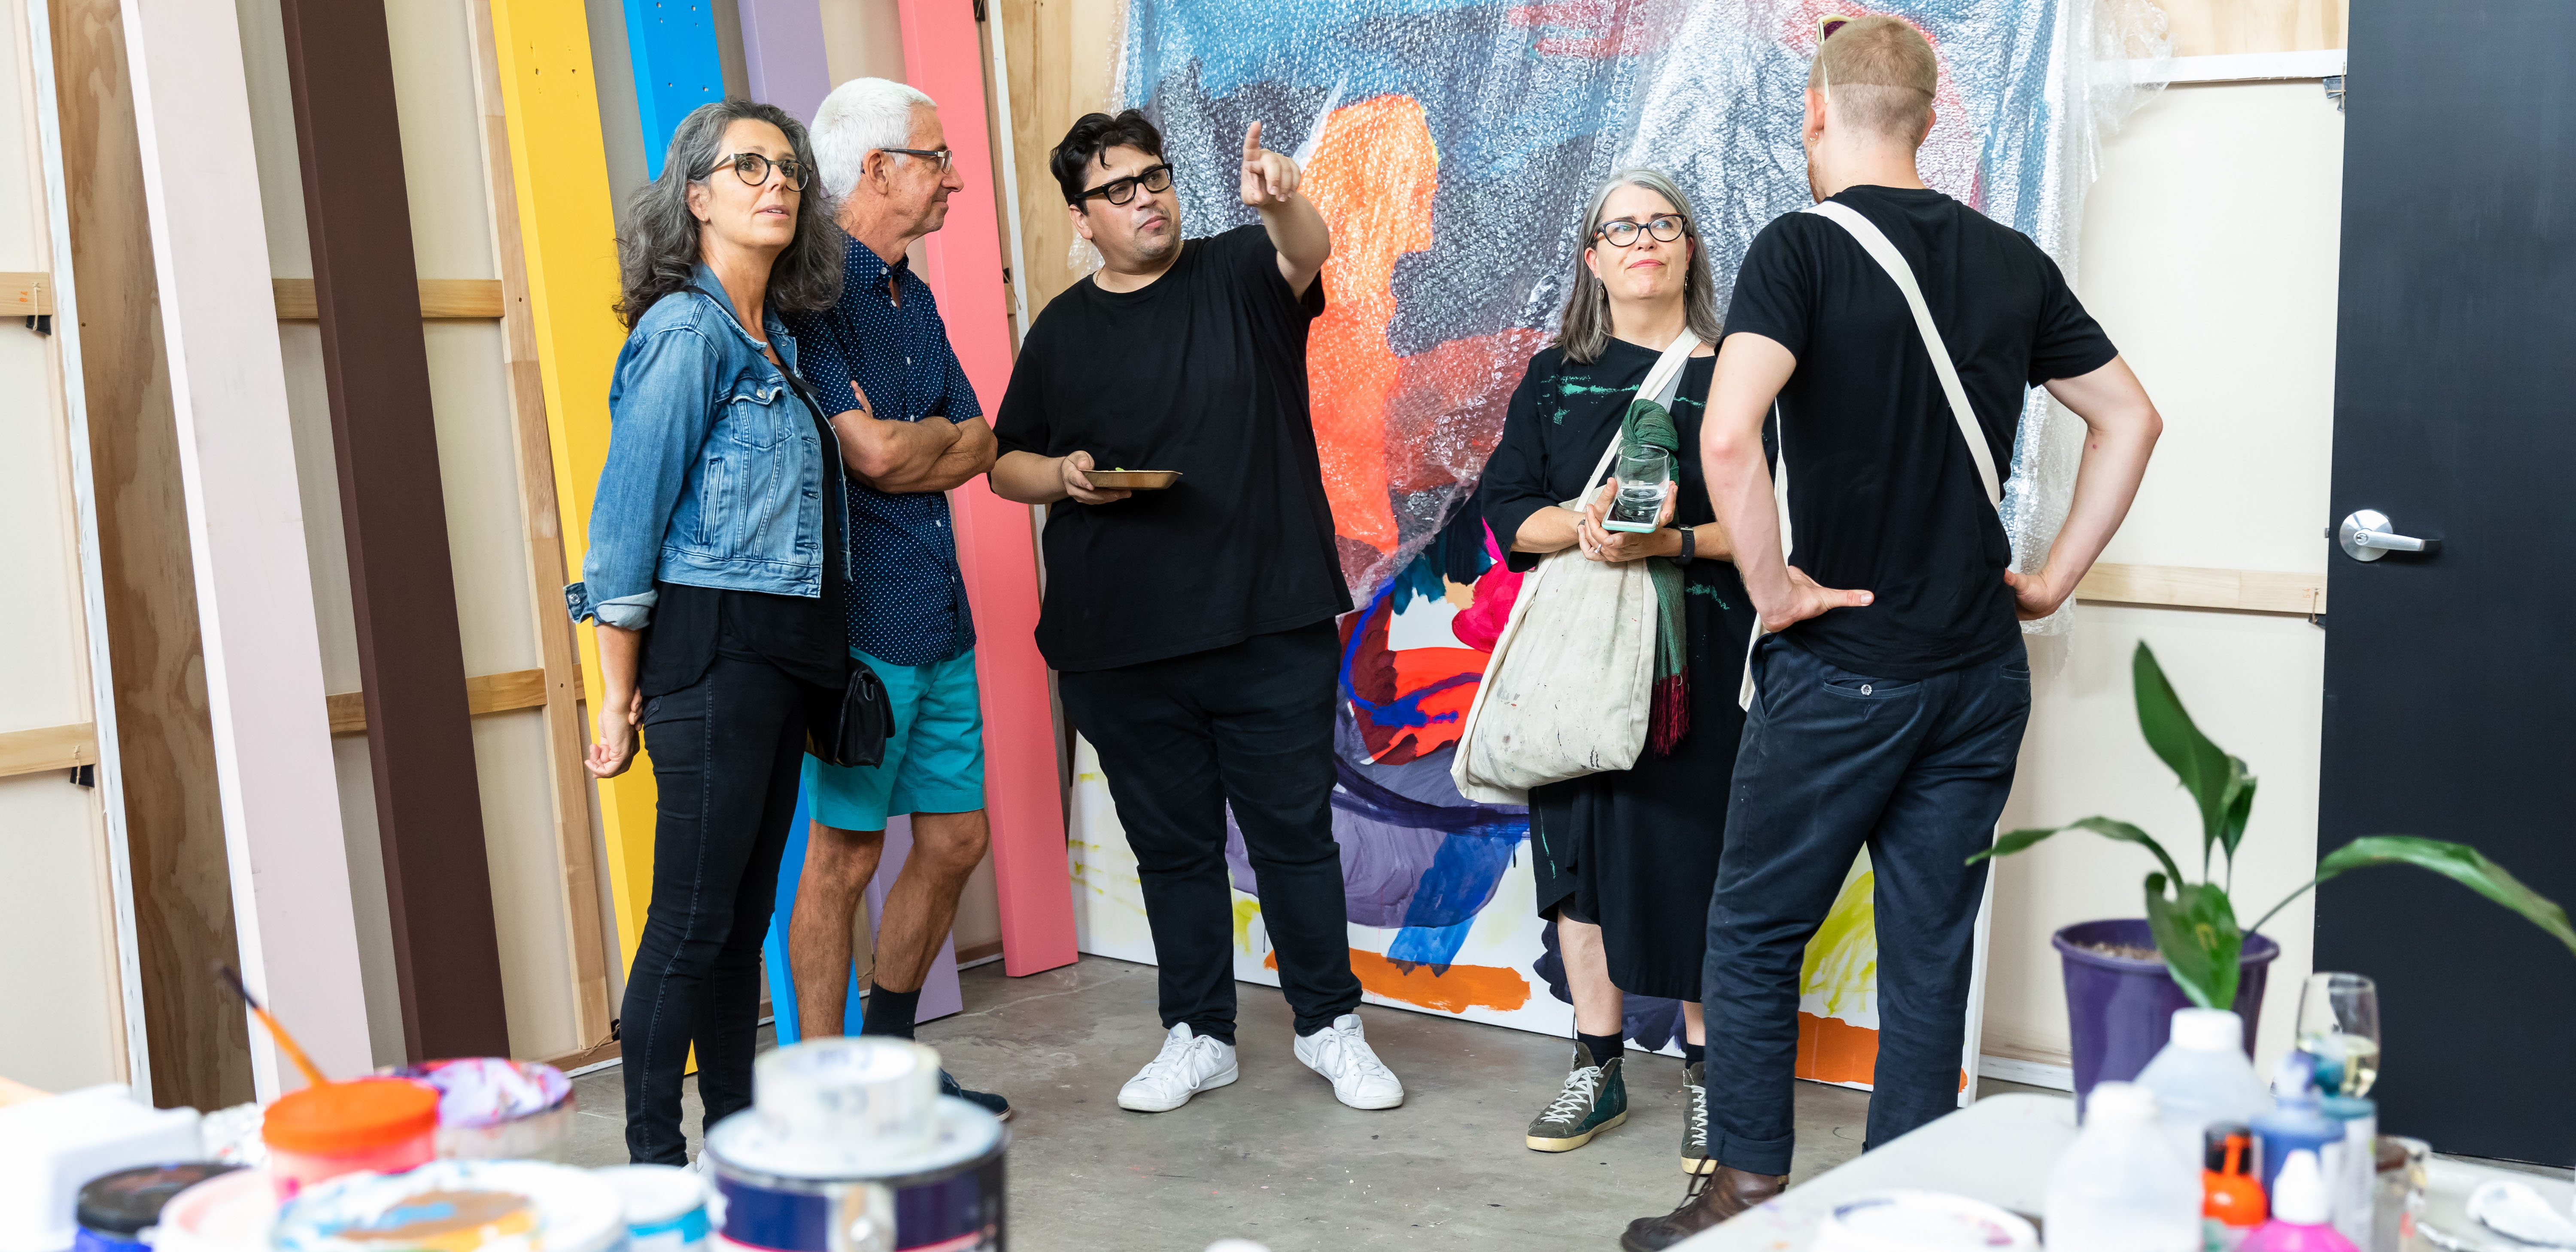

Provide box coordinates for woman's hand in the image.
[588,689,642,778]
[1578,479,1679,563]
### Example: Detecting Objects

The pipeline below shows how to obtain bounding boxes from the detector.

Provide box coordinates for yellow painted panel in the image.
[485,0,656,966]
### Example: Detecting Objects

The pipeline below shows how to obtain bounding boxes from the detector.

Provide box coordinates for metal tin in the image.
[707,1098,1005,1252]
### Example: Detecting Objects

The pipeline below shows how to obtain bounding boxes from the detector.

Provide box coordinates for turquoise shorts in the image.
[802,648,987,831]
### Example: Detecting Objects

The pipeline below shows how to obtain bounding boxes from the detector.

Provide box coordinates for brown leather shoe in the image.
[1618,1166,1788,1251]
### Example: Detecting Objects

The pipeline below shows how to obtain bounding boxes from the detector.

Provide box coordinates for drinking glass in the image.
[1606,444,1671,532]
[2296,971,2381,1096]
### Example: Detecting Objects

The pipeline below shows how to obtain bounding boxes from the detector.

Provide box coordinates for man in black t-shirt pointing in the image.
[991,110,1404,1116]
[1624,17,2163,1246]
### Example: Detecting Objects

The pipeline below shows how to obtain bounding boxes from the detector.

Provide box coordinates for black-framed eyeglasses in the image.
[1073,162,1174,206]
[882,146,955,173]
[1595,214,1690,247]
[705,152,812,191]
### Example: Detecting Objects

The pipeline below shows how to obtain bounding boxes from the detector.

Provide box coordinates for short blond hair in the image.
[1807,15,1938,146]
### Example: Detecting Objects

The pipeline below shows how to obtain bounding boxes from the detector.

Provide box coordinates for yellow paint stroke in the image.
[1232,898,1265,953]
[1799,868,1877,1021]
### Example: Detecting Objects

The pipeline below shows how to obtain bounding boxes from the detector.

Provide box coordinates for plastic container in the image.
[273,1161,624,1252]
[597,1164,709,1252]
[391,1058,574,1161]
[260,1079,439,1199]
[0,1085,204,1252]
[2137,1009,2270,1167]
[1808,1191,2038,1250]
[2315,1096,2375,1247]
[2240,1150,2359,1252]
[73,1164,241,1252]
[2250,1055,2339,1198]
[151,1169,279,1252]
[2043,1082,2201,1251]
[2202,1124,2266,1250]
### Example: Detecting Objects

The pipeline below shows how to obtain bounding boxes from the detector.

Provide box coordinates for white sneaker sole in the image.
[1116,1061,1238,1113]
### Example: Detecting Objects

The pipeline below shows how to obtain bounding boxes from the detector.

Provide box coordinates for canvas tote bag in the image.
[1736,200,2007,709]
[1451,331,1701,805]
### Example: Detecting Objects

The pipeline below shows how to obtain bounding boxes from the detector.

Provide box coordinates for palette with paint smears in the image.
[1088,468,1180,490]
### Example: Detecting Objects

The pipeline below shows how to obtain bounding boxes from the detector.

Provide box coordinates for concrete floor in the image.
[565,954,2053,1251]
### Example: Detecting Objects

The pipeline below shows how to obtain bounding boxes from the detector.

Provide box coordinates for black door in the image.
[2315,0,2576,1163]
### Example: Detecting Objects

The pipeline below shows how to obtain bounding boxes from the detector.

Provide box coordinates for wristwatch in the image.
[1676,525,1696,565]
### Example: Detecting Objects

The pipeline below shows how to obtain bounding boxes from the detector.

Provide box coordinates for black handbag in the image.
[776,354,891,770]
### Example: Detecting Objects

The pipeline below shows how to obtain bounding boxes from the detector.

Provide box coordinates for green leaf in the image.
[1967,816,2186,886]
[2315,836,2576,956]
[2144,873,2244,1011]
[2132,642,2256,880]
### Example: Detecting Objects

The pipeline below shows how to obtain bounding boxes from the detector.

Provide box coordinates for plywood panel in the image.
[48,0,252,1110]
[995,0,1120,323]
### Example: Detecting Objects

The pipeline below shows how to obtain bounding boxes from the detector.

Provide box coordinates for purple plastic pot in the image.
[2055,919,2280,1112]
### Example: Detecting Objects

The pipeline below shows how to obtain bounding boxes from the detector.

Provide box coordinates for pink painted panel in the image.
[896,0,1076,976]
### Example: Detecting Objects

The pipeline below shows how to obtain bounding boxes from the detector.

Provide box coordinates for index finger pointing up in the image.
[1242,120,1264,161]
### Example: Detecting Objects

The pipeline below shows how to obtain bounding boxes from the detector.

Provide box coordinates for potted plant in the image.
[1973,642,2576,1105]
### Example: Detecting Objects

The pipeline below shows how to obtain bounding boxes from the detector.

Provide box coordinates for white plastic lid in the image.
[2086,1080,2160,1123]
[2170,1008,2243,1052]
[2271,1149,2330,1224]
[1811,1191,2038,1251]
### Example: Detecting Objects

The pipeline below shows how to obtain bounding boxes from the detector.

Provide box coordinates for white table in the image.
[1675,1091,2576,1251]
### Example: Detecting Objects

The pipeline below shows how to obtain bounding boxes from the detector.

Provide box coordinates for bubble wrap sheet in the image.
[1119,0,2167,627]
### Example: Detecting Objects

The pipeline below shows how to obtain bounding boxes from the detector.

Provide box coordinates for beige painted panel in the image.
[424,321,541,678]
[388,0,501,282]
[474,710,580,1060]
[820,0,905,85]
[0,775,126,1090]
[2157,0,2348,58]
[330,735,407,1069]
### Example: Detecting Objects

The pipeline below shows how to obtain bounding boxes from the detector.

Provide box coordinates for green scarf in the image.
[1619,397,1690,754]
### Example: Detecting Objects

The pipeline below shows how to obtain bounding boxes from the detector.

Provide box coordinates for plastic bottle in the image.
[2317,1095,2376,1247]
[2240,1150,2360,1252]
[2202,1124,2267,1251]
[2138,1008,2271,1169]
[2251,1053,2340,1197]
[2044,1081,2202,1251]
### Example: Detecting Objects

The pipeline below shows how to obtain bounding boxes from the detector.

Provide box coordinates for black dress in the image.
[1479,338,1758,1003]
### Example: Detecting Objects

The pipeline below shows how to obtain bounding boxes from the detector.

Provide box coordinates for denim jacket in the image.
[565,265,826,629]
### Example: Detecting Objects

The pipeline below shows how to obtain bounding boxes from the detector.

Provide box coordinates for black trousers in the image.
[622,651,813,1164]
[1057,622,1362,1041]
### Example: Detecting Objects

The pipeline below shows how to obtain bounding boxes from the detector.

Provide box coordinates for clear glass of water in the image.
[2297,972,2382,1096]
[1606,444,1671,532]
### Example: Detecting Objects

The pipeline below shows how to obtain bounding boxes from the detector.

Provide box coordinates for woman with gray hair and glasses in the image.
[565,97,846,1165]
[1479,167,1755,1176]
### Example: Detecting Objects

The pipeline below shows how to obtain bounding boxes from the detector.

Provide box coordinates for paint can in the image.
[151,1169,279,1252]
[705,1038,1005,1252]
[391,1058,575,1161]
[270,1160,625,1252]
[261,1078,440,1199]
[597,1164,709,1252]
[73,1163,241,1252]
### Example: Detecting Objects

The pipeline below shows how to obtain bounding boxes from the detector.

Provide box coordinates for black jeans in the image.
[622,651,814,1164]
[1703,634,2032,1175]
[1056,622,1362,1041]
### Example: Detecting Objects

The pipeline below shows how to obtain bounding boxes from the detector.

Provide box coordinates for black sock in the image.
[1577,1031,1625,1067]
[1680,1040,1705,1068]
[860,983,921,1040]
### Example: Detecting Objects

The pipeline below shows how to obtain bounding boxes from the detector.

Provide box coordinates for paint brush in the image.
[215,963,331,1089]
[1293,76,1348,166]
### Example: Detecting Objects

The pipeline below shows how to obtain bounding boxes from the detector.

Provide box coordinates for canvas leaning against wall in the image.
[1066,0,2163,1080]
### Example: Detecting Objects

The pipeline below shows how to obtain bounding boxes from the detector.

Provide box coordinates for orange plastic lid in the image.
[263,1078,440,1154]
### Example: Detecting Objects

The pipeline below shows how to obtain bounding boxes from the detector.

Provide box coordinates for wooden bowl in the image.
[1087,469,1181,490]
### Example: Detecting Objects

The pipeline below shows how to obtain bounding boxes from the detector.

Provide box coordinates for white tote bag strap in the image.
[1577,330,1701,503]
[1801,201,2002,509]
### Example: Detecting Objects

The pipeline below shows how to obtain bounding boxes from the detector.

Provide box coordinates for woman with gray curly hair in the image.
[1479,167,1755,1177]
[564,97,847,1165]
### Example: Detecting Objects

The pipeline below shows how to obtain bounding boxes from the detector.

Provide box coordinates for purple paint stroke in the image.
[738,0,834,123]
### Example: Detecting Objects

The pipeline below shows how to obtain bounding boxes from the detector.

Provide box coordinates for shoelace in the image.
[1134,1035,1214,1085]
[1311,1026,1394,1083]
[1540,1067,1606,1123]
[1686,1080,1709,1147]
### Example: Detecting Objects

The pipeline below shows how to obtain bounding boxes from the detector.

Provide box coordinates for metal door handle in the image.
[2338,509,2439,562]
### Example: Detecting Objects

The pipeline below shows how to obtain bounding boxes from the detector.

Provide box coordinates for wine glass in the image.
[2296,972,2381,1097]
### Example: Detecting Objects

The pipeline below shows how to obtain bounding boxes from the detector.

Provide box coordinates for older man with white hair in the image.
[781,76,1006,1118]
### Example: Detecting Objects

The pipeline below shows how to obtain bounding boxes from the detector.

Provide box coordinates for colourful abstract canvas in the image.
[1068,0,2153,1075]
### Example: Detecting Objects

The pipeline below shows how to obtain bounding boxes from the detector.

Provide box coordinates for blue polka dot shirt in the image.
[782,231,981,667]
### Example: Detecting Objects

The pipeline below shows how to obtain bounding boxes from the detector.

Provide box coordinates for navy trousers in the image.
[1703,632,2032,1176]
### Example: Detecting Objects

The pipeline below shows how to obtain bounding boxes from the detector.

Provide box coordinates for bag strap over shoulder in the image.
[1578,329,1702,503]
[1800,201,2002,511]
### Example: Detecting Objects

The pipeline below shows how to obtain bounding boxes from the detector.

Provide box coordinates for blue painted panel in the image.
[622,0,727,177]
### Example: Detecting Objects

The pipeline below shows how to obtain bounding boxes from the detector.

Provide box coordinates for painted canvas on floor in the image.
[1069,0,2157,1076]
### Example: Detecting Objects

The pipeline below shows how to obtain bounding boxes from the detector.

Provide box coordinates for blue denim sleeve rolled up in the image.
[568,324,723,629]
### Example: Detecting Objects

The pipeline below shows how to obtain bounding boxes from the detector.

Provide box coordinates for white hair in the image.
[812,77,936,201]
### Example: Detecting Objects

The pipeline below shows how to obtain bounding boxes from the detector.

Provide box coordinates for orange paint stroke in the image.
[1795,1012,1968,1092]
[1264,948,1529,1013]
[1301,94,1439,556]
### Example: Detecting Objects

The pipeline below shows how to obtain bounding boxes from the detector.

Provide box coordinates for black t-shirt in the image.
[1723,185,2117,678]
[994,225,1351,672]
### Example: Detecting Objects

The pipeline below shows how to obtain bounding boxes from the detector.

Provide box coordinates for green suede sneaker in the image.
[1680,1061,1713,1175]
[1525,1044,1627,1152]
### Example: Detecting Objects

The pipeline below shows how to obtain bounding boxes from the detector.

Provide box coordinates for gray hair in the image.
[1555,167,1723,365]
[813,77,937,201]
[615,99,844,329]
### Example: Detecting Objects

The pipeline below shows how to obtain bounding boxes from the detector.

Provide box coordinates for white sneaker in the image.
[1118,1023,1238,1112]
[1293,1013,1405,1109]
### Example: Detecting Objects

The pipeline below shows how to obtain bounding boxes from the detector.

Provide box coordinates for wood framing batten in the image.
[2075,562,2328,616]
[271,279,503,320]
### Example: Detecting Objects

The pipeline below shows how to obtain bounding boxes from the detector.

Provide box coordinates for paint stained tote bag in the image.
[1451,333,1698,805]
